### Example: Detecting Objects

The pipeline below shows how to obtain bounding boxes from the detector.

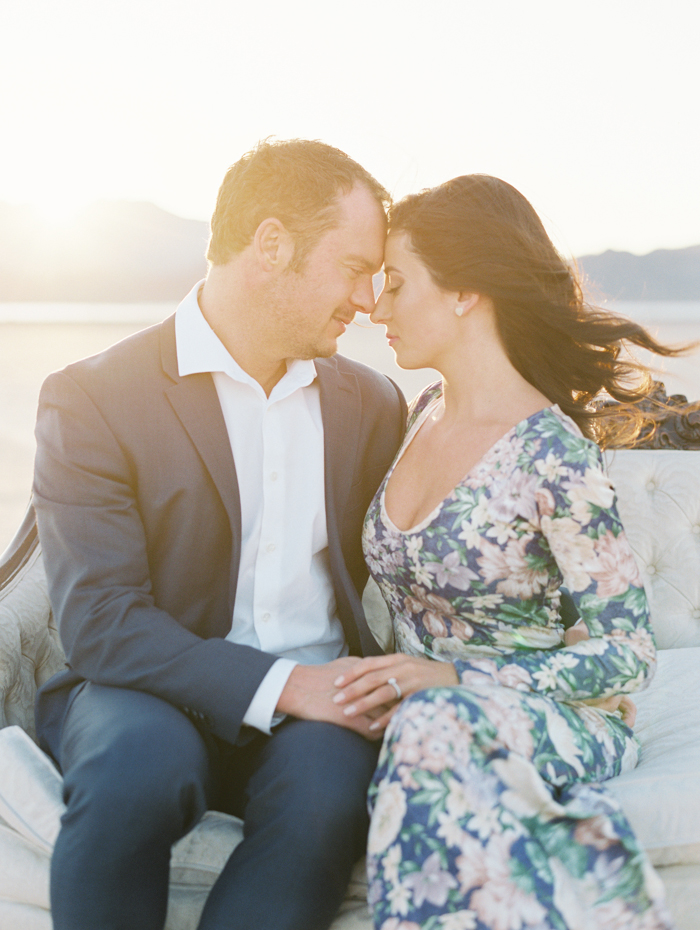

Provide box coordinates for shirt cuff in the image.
[242,658,298,734]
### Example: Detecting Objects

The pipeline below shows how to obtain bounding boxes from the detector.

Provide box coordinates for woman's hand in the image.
[563,621,637,726]
[332,653,459,734]
[617,696,637,727]
[578,693,637,727]
[563,620,590,646]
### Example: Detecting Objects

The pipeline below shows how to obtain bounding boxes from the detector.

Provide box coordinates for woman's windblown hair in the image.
[389,175,689,446]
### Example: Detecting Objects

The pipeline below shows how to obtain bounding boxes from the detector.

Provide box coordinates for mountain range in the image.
[577,245,700,301]
[0,201,698,302]
[0,201,208,301]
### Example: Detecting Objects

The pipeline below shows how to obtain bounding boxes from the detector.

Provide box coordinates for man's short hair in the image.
[207,139,390,269]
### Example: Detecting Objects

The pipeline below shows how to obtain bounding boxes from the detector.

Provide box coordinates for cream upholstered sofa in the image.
[2,400,700,929]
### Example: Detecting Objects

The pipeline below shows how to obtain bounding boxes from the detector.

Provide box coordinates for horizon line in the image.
[1,198,699,260]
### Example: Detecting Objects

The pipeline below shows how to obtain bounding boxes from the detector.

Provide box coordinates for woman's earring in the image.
[455,304,465,317]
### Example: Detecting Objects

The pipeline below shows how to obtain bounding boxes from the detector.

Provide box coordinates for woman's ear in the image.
[454,292,480,317]
[254,218,295,272]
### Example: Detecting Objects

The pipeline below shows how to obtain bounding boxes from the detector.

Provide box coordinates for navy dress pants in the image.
[49,682,380,930]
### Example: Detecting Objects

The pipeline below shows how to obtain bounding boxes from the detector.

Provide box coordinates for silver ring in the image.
[387,677,402,700]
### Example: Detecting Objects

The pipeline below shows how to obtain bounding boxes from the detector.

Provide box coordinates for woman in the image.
[333,175,679,929]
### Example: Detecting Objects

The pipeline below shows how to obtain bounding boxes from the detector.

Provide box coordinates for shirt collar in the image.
[175,280,317,398]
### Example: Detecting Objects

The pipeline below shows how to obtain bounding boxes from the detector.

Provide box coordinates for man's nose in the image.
[352,275,378,316]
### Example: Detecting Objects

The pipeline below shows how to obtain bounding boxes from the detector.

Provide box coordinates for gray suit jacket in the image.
[33,314,406,752]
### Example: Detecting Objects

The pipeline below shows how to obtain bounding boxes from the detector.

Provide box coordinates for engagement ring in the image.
[387,677,402,700]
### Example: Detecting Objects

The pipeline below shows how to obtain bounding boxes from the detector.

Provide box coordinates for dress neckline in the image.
[380,394,559,535]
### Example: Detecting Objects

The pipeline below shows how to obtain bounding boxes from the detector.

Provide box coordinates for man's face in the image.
[270,184,386,360]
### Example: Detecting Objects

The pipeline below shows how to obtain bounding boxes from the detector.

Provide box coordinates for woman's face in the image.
[371,232,459,370]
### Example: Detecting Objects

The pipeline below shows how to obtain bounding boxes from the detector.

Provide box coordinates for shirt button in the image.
[647,565,656,575]
[693,525,700,535]
[261,612,271,623]
[270,472,278,481]
[267,542,276,552]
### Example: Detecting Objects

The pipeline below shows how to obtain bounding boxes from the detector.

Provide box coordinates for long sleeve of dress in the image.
[451,423,655,701]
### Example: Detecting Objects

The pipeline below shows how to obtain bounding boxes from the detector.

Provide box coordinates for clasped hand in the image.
[332,653,459,734]
[281,623,637,741]
[276,654,457,741]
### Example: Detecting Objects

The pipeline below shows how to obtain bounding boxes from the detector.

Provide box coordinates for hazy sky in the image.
[2,0,699,257]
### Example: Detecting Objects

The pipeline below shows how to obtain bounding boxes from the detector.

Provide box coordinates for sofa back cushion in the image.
[605,449,700,649]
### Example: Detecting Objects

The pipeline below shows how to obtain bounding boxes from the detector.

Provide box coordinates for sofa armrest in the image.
[0,507,66,740]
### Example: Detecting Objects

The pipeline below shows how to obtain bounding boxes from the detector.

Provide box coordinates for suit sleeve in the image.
[33,370,276,745]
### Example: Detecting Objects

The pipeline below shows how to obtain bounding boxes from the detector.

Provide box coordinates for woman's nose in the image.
[370,290,390,324]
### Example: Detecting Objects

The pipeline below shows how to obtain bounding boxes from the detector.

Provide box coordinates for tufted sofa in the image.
[2,417,700,928]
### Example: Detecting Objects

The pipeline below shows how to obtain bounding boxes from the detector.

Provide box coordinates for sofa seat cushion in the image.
[169,809,242,886]
[0,726,63,855]
[607,646,700,866]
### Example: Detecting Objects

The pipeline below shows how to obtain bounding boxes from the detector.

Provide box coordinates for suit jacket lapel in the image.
[159,317,242,606]
[160,323,356,551]
[317,357,360,535]
[317,358,382,655]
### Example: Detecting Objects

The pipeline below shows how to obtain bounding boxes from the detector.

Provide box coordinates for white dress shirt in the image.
[175,283,347,734]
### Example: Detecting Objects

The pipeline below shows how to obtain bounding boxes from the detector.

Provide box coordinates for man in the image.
[33,139,406,930]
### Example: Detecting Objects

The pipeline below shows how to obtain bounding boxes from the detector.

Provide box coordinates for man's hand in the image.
[276,658,388,740]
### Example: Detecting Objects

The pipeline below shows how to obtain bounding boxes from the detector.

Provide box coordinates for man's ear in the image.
[254,218,295,272]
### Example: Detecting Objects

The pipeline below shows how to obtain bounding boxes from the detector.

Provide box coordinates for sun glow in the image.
[30,197,87,230]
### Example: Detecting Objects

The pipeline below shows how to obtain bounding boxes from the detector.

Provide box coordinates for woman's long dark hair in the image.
[389,175,688,445]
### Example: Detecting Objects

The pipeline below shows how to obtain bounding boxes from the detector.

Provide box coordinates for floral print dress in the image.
[362,383,674,930]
